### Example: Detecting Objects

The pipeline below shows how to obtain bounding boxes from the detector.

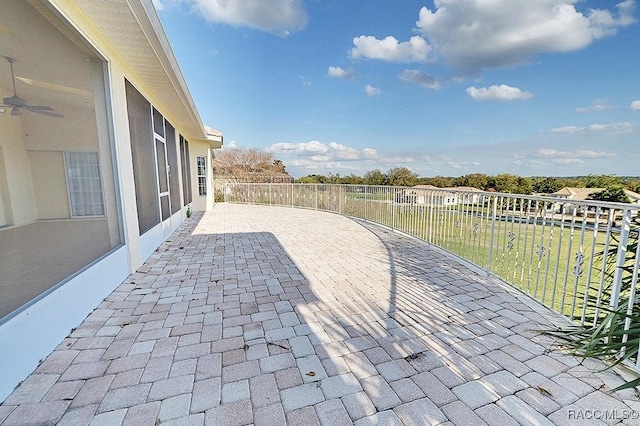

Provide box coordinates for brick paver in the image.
[1,204,637,425]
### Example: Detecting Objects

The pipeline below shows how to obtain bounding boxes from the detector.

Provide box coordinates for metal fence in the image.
[224,183,640,369]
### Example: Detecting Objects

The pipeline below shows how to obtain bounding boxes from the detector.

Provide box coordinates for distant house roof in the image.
[413,185,440,189]
[626,190,640,202]
[552,187,640,202]
[444,186,485,192]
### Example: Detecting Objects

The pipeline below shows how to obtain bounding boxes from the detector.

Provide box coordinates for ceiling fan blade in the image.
[11,107,22,116]
[25,105,55,112]
[31,109,64,118]
[3,94,28,107]
[15,76,92,97]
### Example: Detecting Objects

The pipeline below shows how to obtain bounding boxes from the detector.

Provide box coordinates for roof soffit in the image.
[56,0,207,141]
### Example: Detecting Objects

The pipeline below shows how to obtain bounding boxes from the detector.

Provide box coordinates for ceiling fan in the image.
[1,56,63,118]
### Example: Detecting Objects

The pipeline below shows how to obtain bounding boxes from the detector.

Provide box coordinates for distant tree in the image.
[487,174,517,193]
[213,147,289,181]
[296,176,318,183]
[588,186,631,203]
[533,177,561,194]
[339,173,365,184]
[327,173,342,184]
[273,159,287,174]
[385,167,418,187]
[295,174,327,183]
[621,178,640,193]
[568,177,590,188]
[363,169,386,186]
[484,174,532,194]
[454,173,489,190]
[517,177,533,195]
[418,175,454,187]
[585,174,620,188]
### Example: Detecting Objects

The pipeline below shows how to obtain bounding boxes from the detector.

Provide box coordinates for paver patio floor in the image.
[1,203,638,425]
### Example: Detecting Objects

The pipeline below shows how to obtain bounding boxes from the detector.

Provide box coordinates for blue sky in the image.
[154,0,640,178]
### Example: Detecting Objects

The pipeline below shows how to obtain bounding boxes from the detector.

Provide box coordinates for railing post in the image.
[609,208,633,310]
[315,184,318,210]
[291,183,294,207]
[428,192,434,243]
[487,196,498,272]
[364,186,368,219]
[392,188,396,229]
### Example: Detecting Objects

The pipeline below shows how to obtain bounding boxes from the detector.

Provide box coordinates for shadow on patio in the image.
[0,203,638,425]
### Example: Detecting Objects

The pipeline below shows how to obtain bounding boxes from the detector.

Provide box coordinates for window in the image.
[0,0,122,319]
[197,156,207,196]
[180,136,192,204]
[65,152,105,217]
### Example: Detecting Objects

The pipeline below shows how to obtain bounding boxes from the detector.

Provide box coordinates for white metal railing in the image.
[224,183,640,369]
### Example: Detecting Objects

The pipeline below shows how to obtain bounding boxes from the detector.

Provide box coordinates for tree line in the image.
[212,148,638,202]
[296,168,640,200]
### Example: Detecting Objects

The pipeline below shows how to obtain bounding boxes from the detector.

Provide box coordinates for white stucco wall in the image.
[0,0,206,401]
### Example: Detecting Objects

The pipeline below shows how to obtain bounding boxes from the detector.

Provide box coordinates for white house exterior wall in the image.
[0,0,217,401]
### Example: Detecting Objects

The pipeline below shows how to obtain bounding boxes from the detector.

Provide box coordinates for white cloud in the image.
[466,85,533,101]
[549,126,583,134]
[299,75,312,87]
[550,121,634,134]
[364,85,381,97]
[630,100,640,110]
[327,66,357,80]
[191,0,308,36]
[443,160,480,169]
[553,158,586,165]
[416,0,636,74]
[287,158,363,172]
[328,141,361,159]
[268,141,385,175]
[576,100,613,113]
[350,35,430,63]
[533,148,616,165]
[535,148,615,159]
[362,148,378,159]
[397,70,441,89]
[267,140,377,161]
[424,155,479,170]
[268,141,329,154]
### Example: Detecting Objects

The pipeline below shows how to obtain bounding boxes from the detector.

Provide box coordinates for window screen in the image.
[126,80,160,234]
[166,122,181,214]
[153,107,164,138]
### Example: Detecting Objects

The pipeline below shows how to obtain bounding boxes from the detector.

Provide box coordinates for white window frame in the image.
[197,156,207,196]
